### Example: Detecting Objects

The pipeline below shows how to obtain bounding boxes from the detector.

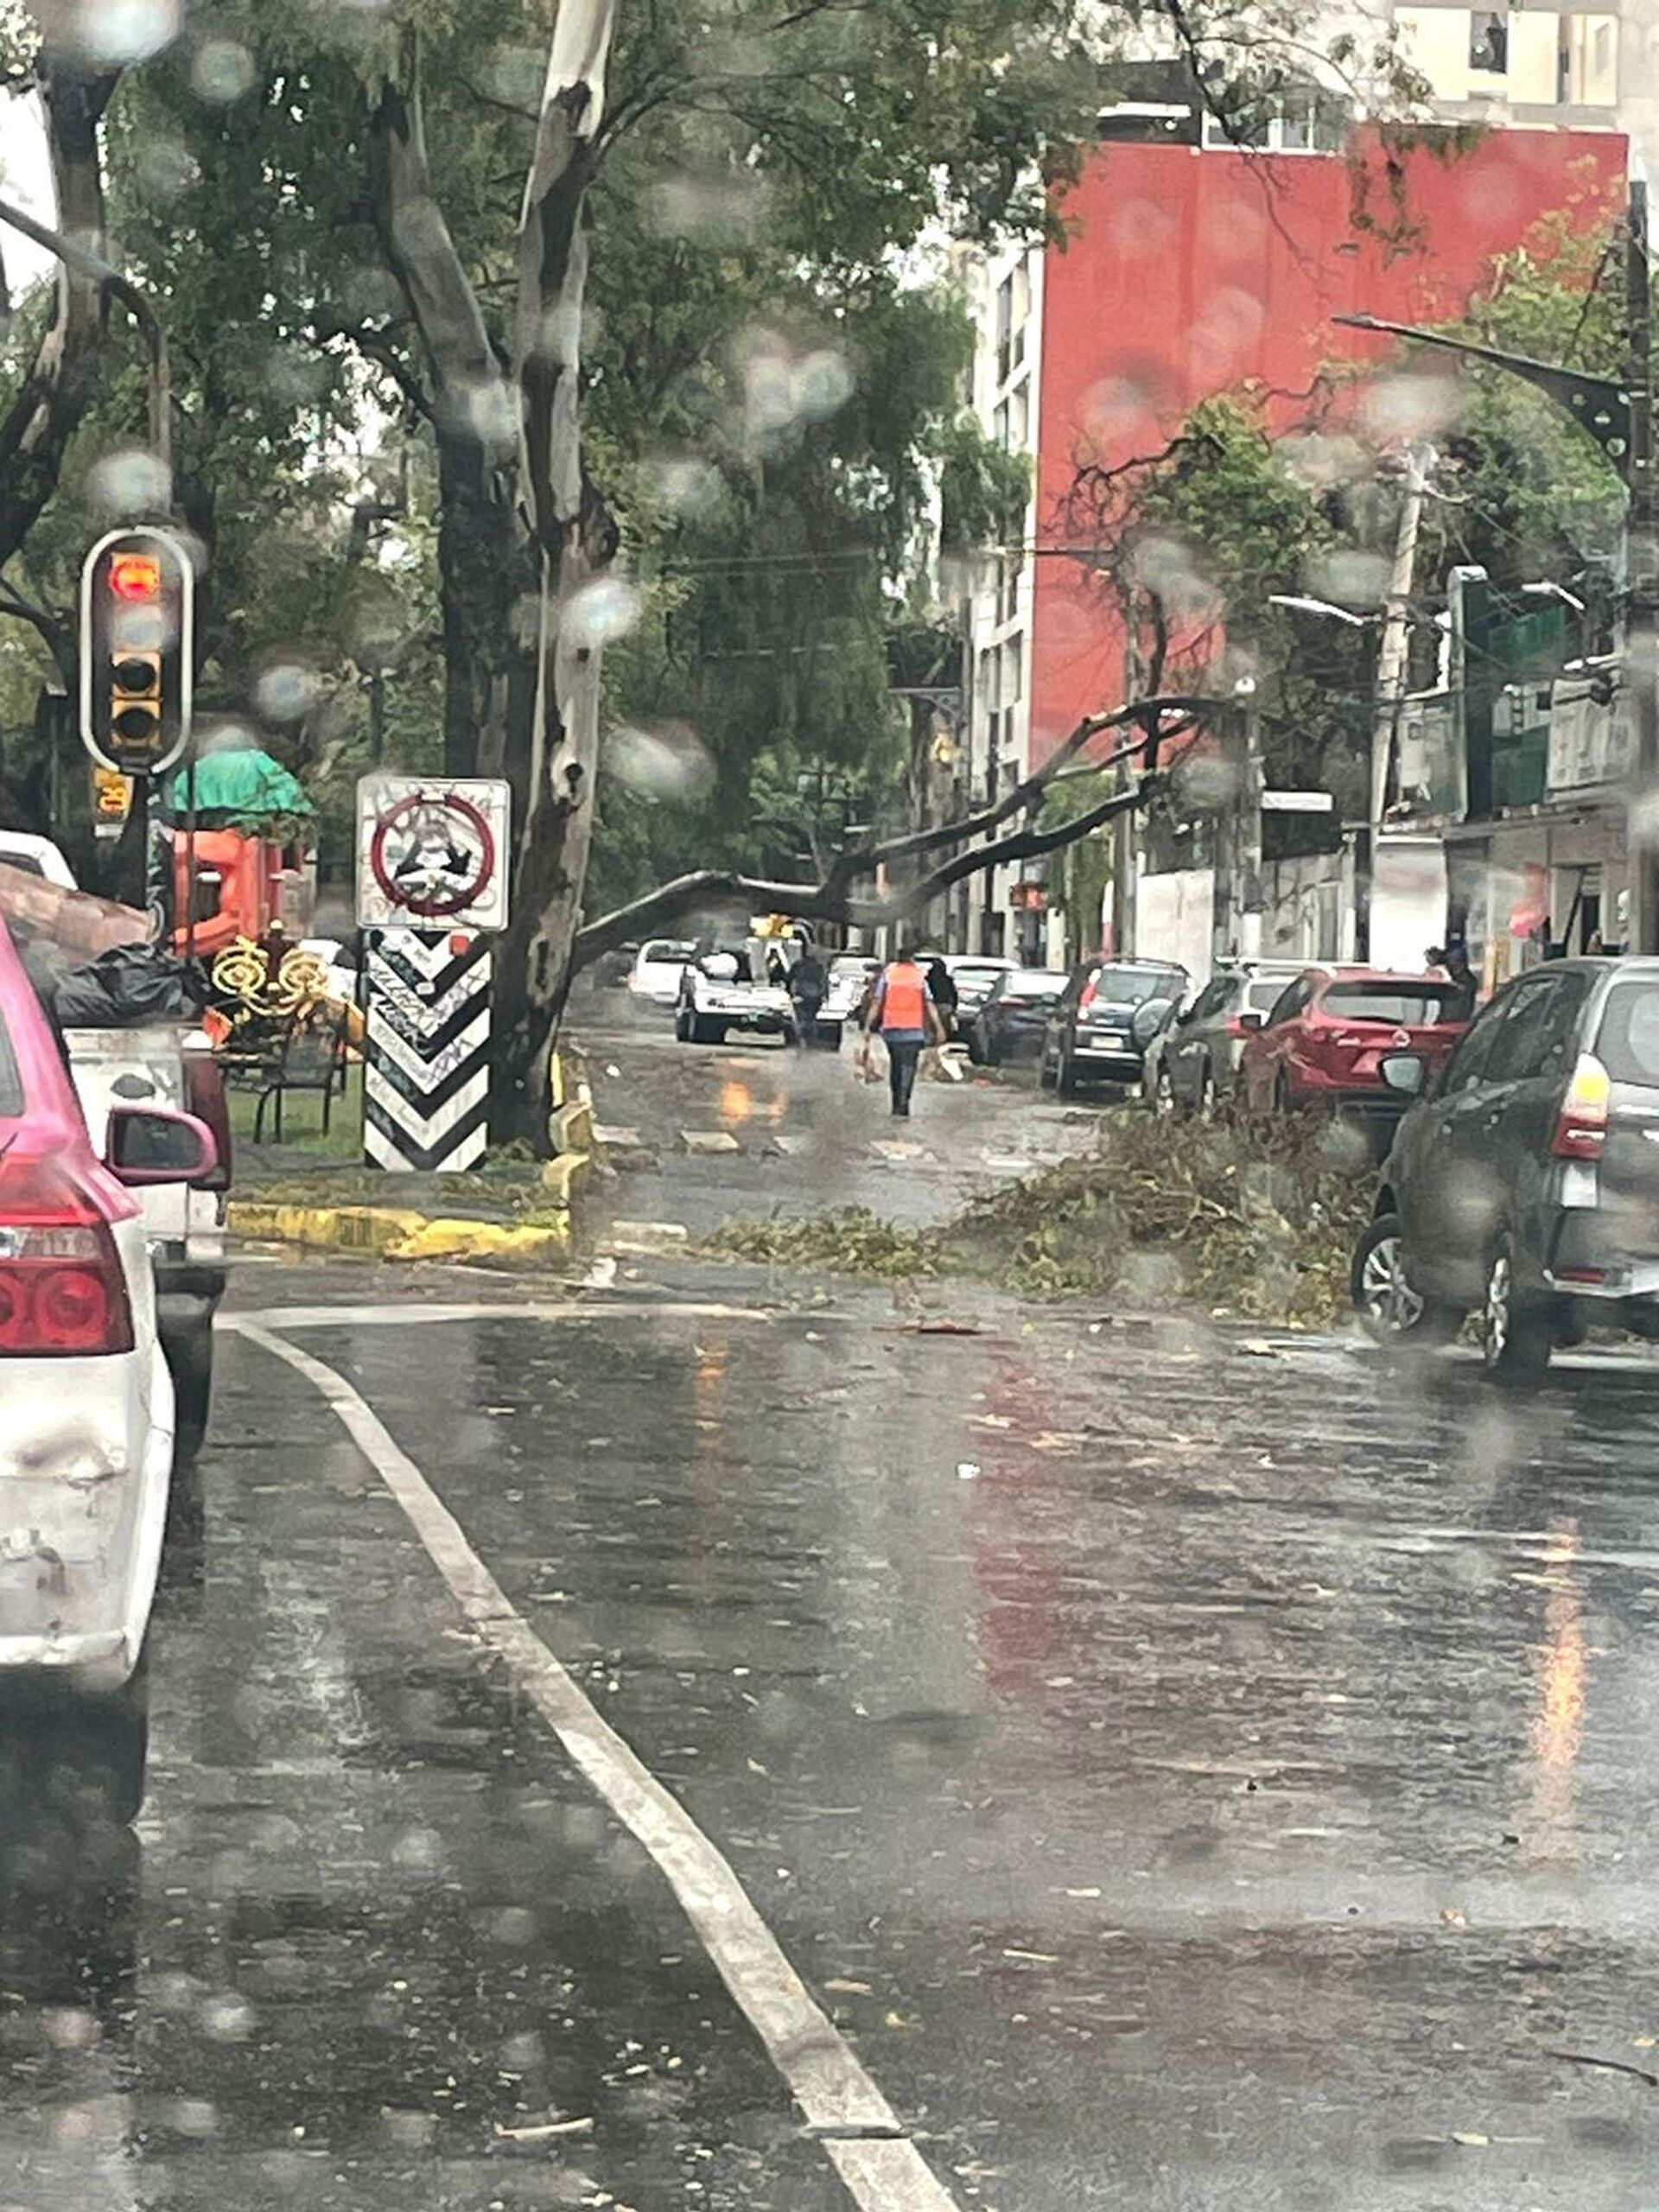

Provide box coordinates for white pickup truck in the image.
[0,837,229,1474]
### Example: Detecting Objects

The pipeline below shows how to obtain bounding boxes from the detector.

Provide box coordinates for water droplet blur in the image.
[86,447,170,518]
[1362,373,1455,442]
[255,662,321,725]
[646,455,724,521]
[607,722,715,804]
[1306,549,1394,608]
[44,0,179,63]
[565,575,643,651]
[200,1993,256,2042]
[189,32,254,102]
[135,137,200,205]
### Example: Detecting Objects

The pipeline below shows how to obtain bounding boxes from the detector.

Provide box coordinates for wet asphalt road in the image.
[7,1018,1659,2210]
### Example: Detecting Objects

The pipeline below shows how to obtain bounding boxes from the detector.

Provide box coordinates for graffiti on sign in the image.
[356,777,511,931]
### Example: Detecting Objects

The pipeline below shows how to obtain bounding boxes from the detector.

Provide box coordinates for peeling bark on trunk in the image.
[491,2,620,1149]
[0,58,118,568]
[371,62,533,783]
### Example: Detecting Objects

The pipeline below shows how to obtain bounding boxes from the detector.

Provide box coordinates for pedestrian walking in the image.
[789,946,825,1044]
[863,944,945,1116]
[1426,940,1478,1023]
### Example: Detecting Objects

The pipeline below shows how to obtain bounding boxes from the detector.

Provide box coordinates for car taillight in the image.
[0,1158,133,1357]
[1078,981,1096,1012]
[1551,1052,1611,1161]
[185,1049,232,1190]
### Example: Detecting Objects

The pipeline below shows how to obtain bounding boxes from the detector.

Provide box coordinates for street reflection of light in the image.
[1524,1521,1586,1866]
[718,1079,753,1126]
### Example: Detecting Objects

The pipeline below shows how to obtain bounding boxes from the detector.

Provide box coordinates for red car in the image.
[1240,966,1469,1119]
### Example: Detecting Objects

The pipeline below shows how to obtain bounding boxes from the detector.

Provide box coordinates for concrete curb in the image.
[230,1199,572,1264]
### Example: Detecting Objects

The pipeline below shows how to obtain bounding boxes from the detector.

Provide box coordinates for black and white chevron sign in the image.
[364,929,492,1172]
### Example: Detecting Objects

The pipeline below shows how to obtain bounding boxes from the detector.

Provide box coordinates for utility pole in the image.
[1624,182,1659,951]
[1361,443,1433,959]
[1335,178,1656,950]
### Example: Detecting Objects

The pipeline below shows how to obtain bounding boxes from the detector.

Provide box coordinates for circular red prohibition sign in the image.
[370,790,496,919]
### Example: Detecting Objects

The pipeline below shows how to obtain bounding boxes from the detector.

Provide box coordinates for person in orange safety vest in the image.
[862,945,946,1117]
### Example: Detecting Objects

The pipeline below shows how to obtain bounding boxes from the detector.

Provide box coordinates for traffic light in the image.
[79,529,193,776]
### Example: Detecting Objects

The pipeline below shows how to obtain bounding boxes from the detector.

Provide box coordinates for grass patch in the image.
[704,1108,1375,1326]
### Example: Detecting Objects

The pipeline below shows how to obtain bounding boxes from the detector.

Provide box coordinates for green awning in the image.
[161,747,314,824]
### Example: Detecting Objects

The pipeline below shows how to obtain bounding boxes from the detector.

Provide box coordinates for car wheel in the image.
[1351,1215,1461,1347]
[1039,1048,1058,1090]
[1198,1063,1218,1118]
[168,1322,213,1466]
[1153,1065,1176,1116]
[1056,1044,1080,1098]
[1481,1235,1554,1388]
[675,1008,692,1042]
[32,1661,150,1831]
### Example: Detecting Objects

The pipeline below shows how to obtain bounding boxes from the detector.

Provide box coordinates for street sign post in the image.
[356,776,512,932]
[355,776,512,1173]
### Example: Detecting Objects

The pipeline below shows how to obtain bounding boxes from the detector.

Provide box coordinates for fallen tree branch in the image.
[572,736,1177,969]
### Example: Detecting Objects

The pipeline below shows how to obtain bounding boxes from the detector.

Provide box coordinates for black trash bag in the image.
[53,943,212,1028]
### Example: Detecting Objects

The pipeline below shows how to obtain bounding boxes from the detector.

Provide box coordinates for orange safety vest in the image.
[876,961,929,1032]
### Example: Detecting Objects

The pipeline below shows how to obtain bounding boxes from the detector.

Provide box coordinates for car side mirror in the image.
[1379,1053,1427,1097]
[107,1104,219,1187]
[1237,1008,1265,1033]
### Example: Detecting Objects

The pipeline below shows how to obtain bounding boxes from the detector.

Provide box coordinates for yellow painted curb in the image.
[230,1202,428,1255]
[551,1098,595,1156]
[230,1199,570,1264]
[386,1216,570,1263]
[539,1150,592,1205]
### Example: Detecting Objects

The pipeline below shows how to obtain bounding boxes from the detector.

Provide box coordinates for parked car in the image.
[1240,967,1467,1126]
[1149,960,1307,1115]
[965,968,1068,1065]
[1351,957,1659,1386]
[627,938,696,1008]
[1039,959,1187,1096]
[675,948,796,1045]
[0,916,219,1820]
[0,831,78,890]
[814,955,880,1049]
[943,957,1015,1029]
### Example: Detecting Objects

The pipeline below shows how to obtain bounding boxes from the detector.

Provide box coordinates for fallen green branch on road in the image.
[705,1110,1375,1326]
[707,1205,941,1281]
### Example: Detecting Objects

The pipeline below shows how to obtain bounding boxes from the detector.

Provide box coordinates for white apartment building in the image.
[957,238,1053,963]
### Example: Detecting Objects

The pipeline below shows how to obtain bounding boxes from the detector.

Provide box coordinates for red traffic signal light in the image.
[79,530,194,777]
[108,553,162,603]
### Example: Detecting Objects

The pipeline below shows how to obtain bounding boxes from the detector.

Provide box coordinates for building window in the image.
[978,645,999,721]
[1471,8,1508,73]
[1007,380,1030,453]
[1000,548,1024,626]
[1002,634,1024,706]
[1199,92,1345,154]
[1560,13,1618,103]
[993,398,1010,452]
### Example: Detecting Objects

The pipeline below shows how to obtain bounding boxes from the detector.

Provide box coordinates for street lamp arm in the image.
[1333,310,1631,486]
[0,193,170,475]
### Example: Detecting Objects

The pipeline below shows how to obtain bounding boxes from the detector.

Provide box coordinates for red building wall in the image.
[1031,129,1627,763]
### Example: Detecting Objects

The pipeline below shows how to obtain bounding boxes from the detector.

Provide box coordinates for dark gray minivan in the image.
[1352,957,1659,1384]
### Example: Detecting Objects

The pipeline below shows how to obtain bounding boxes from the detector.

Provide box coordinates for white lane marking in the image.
[232,1297,778,1330]
[228,1319,962,2212]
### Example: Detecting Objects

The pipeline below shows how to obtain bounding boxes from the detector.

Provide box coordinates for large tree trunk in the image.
[491,2,620,1148]
[0,55,118,568]
[371,58,534,784]
[371,10,620,1152]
